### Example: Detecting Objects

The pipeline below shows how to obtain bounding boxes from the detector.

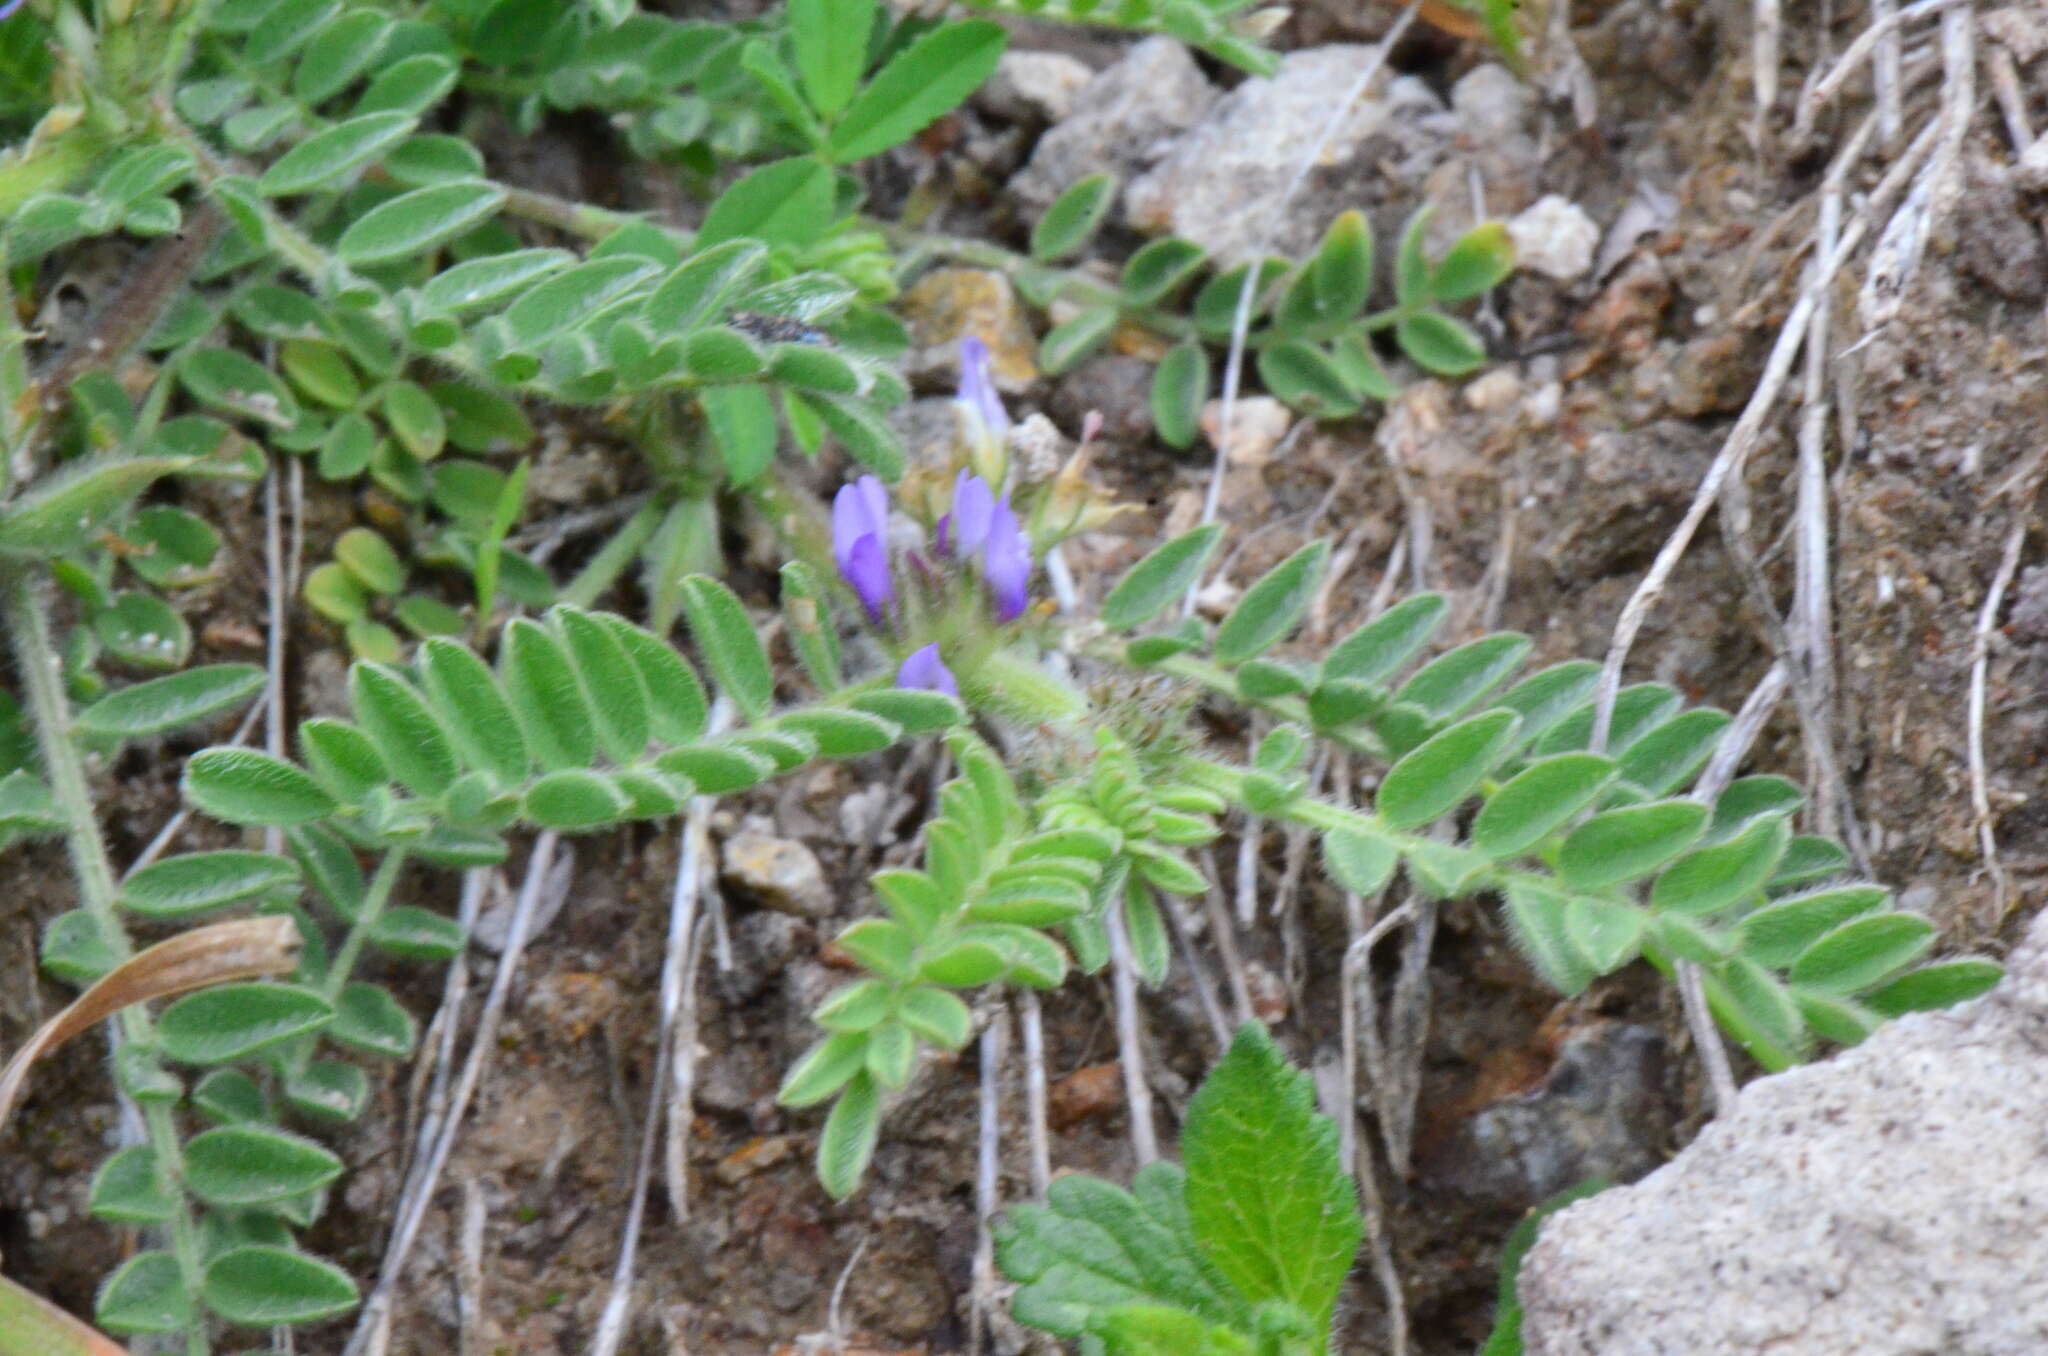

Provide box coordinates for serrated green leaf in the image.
[697,156,835,249]
[790,0,873,116]
[74,664,264,740]
[1183,1023,1361,1339]
[1376,708,1519,829]
[828,20,1005,162]
[1471,753,1616,859]
[1213,540,1328,666]
[1032,172,1118,262]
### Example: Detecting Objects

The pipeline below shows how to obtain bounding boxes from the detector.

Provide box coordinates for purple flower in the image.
[832,475,893,621]
[956,336,1010,443]
[938,469,995,560]
[896,643,959,698]
[0,0,22,19]
[984,493,1031,622]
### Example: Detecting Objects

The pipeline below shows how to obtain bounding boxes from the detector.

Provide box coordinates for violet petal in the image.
[985,494,1031,622]
[896,643,959,698]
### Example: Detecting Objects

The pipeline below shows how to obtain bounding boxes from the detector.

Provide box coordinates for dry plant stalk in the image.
[0,915,301,1133]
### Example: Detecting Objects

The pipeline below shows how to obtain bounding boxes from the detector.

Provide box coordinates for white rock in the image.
[1508,195,1600,283]
[1452,63,1534,144]
[1520,907,2048,1356]
[1010,38,1215,214]
[977,49,1095,125]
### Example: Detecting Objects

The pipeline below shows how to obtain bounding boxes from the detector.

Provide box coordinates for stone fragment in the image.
[1462,368,1523,413]
[1520,908,2048,1356]
[1507,195,1600,283]
[1200,396,1294,466]
[1123,45,1453,262]
[900,268,1038,392]
[976,49,1094,125]
[1010,38,1216,216]
[721,830,832,919]
[1047,1061,1123,1129]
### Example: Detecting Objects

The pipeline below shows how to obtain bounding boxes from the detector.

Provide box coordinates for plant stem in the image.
[3,566,212,1356]
[321,847,407,1005]
[1105,646,1390,759]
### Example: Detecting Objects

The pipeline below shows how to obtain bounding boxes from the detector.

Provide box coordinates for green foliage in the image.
[1478,1179,1611,1356]
[996,1024,1360,1354]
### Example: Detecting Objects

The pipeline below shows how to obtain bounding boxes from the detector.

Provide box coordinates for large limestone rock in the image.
[1520,910,2048,1356]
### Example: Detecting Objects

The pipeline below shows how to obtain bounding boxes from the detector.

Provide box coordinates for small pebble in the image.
[1508,196,1600,283]
[721,831,832,919]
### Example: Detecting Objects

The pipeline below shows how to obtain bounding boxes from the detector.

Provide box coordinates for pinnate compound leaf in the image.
[1032,172,1118,262]
[996,1162,1250,1338]
[1181,1024,1360,1339]
[202,1245,358,1326]
[828,20,1006,163]
[1471,753,1616,859]
[183,1125,342,1206]
[122,851,300,919]
[1103,525,1223,630]
[1789,913,1936,996]
[679,575,774,720]
[1556,800,1708,891]
[1376,708,1519,830]
[1213,541,1328,666]
[335,180,504,266]
[158,983,332,1064]
[74,664,265,739]
[184,750,339,825]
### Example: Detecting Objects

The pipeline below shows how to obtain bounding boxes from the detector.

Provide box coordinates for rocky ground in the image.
[5,0,2048,1353]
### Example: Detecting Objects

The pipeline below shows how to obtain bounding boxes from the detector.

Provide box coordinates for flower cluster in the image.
[831,337,1038,697]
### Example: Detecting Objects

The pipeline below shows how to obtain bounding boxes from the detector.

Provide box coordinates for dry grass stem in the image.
[1969,520,2025,925]
[1104,901,1159,1166]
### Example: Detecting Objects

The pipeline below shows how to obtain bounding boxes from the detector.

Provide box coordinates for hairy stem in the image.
[3,566,212,1356]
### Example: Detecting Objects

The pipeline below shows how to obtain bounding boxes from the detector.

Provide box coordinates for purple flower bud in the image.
[832,475,893,621]
[984,493,1031,622]
[956,336,1010,442]
[0,0,22,19]
[947,469,995,559]
[896,643,959,698]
